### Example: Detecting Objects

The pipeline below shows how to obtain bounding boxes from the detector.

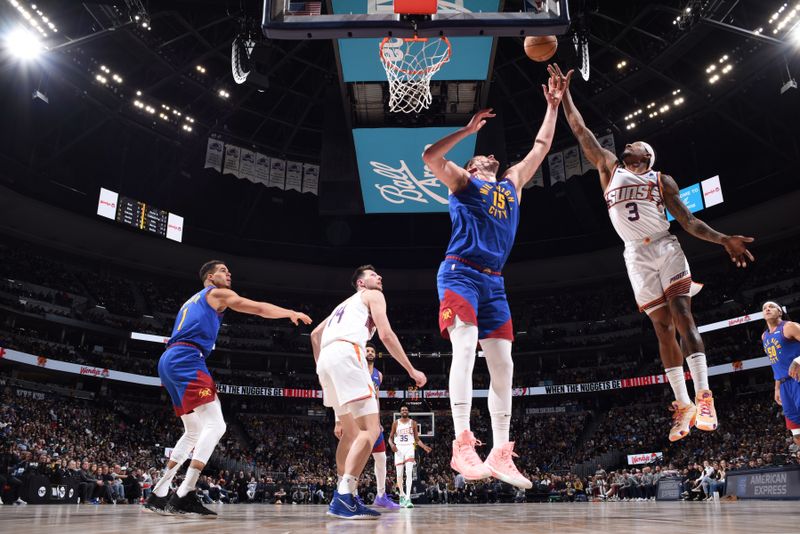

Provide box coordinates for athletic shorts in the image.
[158,344,217,417]
[780,379,800,434]
[317,341,378,417]
[372,431,386,453]
[394,445,416,465]
[436,258,513,341]
[623,232,703,315]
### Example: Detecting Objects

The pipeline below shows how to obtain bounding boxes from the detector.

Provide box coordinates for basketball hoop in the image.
[379,36,452,113]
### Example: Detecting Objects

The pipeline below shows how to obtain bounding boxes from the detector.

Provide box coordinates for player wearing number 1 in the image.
[553,63,754,442]
[147,260,311,517]
[422,67,567,489]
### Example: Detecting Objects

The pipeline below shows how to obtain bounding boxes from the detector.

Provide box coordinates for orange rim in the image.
[379,37,452,76]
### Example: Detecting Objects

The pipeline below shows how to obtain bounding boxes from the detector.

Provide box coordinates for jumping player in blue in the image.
[762,301,800,446]
[422,68,567,488]
[144,260,311,516]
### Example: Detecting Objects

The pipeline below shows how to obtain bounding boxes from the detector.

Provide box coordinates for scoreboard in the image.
[97,188,183,242]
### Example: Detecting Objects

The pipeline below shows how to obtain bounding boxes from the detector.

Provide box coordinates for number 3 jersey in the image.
[444,175,519,273]
[605,166,669,242]
[321,292,376,349]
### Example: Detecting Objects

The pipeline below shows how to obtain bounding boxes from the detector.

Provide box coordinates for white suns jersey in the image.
[604,166,669,242]
[320,291,376,349]
[394,419,415,447]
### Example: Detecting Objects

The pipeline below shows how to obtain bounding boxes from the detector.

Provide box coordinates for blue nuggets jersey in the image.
[370,366,381,391]
[168,286,223,358]
[444,176,520,272]
[763,321,800,380]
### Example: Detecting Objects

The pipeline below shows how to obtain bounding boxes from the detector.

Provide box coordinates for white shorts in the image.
[623,233,703,315]
[317,341,378,418]
[394,445,416,465]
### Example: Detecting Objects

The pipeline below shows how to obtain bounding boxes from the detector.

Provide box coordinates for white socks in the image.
[338,474,357,495]
[481,338,514,447]
[373,452,387,497]
[687,352,709,393]
[448,318,478,437]
[404,462,414,498]
[177,467,200,498]
[665,366,692,405]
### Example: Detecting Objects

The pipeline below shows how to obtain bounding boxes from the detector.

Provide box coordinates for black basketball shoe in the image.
[165,491,217,518]
[142,492,170,515]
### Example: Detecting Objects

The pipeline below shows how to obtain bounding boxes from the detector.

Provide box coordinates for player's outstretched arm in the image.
[553,64,617,189]
[660,174,755,267]
[207,288,312,324]
[506,66,566,194]
[421,110,492,193]
[361,289,426,388]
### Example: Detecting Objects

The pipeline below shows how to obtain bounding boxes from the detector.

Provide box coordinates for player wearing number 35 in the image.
[552,62,754,443]
[421,67,568,489]
[146,261,312,517]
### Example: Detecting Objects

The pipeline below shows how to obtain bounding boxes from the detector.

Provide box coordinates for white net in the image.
[380,37,451,113]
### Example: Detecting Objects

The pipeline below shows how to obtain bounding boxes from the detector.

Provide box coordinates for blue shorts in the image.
[780,379,800,430]
[158,344,217,416]
[372,431,386,453]
[436,258,513,341]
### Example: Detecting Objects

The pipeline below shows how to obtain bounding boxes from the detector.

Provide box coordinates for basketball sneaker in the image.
[327,491,380,520]
[668,401,697,442]
[373,493,401,511]
[165,491,217,518]
[695,390,718,431]
[399,496,414,508]
[484,442,532,489]
[142,492,170,514]
[451,430,492,480]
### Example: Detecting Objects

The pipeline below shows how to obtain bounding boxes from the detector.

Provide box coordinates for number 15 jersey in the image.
[605,166,669,242]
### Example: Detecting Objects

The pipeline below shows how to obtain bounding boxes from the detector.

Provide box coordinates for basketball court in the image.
[1,501,796,533]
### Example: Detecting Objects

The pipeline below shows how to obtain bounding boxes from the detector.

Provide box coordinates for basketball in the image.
[524,35,558,62]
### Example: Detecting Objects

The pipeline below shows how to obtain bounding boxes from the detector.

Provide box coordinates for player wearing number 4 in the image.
[552,63,755,442]
[145,260,311,517]
[762,302,800,446]
[388,405,432,508]
[422,67,568,489]
[311,265,427,520]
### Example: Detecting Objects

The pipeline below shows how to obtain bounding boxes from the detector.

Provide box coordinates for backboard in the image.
[263,0,570,39]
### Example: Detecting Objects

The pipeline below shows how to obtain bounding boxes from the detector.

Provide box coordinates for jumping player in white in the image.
[311,265,426,519]
[553,63,754,441]
[388,405,432,508]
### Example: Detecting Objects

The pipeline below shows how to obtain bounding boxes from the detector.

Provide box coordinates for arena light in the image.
[9,0,56,37]
[709,74,720,83]
[616,60,627,70]
[218,89,230,99]
[5,27,43,60]
[196,65,207,74]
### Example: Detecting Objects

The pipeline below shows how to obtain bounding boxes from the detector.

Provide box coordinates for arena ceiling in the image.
[0,0,798,268]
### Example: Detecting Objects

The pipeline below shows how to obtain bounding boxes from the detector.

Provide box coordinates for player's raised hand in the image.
[464,108,496,134]
[409,368,427,388]
[721,235,755,268]
[543,63,571,107]
[289,311,312,325]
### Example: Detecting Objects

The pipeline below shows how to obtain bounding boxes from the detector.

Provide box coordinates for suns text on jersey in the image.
[604,183,662,209]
